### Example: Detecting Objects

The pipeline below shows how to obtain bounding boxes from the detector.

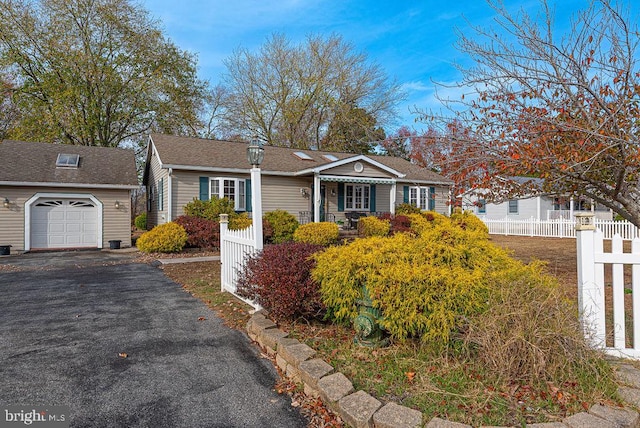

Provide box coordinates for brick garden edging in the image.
[246,312,640,428]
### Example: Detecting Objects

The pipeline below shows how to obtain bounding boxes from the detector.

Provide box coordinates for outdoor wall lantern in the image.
[114,200,121,209]
[3,198,9,209]
[247,139,265,167]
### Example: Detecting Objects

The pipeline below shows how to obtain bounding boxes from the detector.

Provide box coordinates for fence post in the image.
[575,212,606,347]
[219,214,228,292]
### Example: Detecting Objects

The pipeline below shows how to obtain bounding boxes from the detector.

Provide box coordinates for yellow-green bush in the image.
[136,222,188,253]
[450,210,489,234]
[312,216,520,344]
[358,216,390,237]
[293,222,339,246]
[229,213,252,230]
[405,211,449,236]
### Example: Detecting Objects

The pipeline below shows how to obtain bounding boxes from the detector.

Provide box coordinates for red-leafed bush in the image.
[236,242,324,321]
[378,213,412,235]
[174,215,220,249]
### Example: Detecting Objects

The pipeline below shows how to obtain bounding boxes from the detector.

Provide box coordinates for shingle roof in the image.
[149,134,453,185]
[0,140,138,187]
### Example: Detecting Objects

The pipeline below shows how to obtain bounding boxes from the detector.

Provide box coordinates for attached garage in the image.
[0,140,138,253]
[30,197,101,250]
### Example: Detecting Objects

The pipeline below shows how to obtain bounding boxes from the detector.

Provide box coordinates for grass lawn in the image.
[160,235,622,427]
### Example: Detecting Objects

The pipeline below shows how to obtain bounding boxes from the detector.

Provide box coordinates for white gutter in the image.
[0,181,139,190]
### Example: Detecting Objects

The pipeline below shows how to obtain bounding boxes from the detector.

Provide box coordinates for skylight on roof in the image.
[293,151,313,161]
[56,153,80,168]
[322,154,339,161]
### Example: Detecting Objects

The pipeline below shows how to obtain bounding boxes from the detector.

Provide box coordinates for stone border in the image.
[246,313,640,428]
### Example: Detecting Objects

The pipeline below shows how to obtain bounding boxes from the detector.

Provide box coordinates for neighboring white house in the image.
[461,177,613,221]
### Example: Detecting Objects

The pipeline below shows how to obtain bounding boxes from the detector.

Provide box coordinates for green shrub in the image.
[263,210,299,243]
[395,203,422,215]
[312,216,516,344]
[358,216,390,237]
[229,213,252,230]
[183,197,236,221]
[450,210,489,234]
[293,222,339,246]
[134,212,147,230]
[136,222,188,253]
[236,242,324,321]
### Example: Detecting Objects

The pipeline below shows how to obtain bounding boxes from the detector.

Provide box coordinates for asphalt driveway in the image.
[0,252,307,427]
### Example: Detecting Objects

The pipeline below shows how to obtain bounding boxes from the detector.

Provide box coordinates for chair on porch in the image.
[345,212,367,230]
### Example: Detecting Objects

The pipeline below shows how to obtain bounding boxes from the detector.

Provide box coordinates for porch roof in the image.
[319,175,395,185]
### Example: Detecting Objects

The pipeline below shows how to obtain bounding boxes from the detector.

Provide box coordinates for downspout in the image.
[167,168,173,221]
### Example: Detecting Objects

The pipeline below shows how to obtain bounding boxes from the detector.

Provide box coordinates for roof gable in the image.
[0,140,138,187]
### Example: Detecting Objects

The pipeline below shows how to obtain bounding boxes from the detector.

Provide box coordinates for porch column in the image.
[390,182,396,215]
[570,196,574,219]
[313,174,321,222]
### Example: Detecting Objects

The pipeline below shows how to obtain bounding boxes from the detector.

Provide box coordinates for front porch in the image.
[298,210,392,228]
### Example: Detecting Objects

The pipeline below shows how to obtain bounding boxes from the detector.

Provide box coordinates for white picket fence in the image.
[219,214,261,308]
[482,216,640,240]
[577,216,640,359]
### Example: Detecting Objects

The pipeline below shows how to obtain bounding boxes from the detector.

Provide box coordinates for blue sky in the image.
[141,0,632,132]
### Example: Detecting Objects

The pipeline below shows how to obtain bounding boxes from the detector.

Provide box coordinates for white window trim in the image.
[508,199,519,215]
[408,186,433,210]
[345,183,370,211]
[209,177,246,211]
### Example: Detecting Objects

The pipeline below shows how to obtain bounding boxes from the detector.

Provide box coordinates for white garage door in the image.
[31,199,98,249]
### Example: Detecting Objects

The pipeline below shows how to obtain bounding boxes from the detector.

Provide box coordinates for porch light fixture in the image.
[114,200,121,209]
[247,139,265,167]
[3,198,9,209]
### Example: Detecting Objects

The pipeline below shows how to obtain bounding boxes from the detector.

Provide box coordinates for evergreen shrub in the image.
[134,212,147,230]
[293,222,339,246]
[137,222,188,253]
[263,210,299,243]
[312,216,516,344]
[183,197,236,221]
[229,213,252,230]
[358,216,390,237]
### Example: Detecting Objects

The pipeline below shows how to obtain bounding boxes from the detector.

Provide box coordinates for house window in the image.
[345,184,369,210]
[478,198,486,214]
[408,186,435,210]
[209,177,246,211]
[508,199,518,214]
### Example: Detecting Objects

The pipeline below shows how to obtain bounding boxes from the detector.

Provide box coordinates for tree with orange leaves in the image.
[417,0,640,226]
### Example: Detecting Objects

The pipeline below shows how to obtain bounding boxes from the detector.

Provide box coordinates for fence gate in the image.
[576,213,640,359]
[219,214,261,309]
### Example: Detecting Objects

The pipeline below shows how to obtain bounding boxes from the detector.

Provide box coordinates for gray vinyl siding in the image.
[322,162,390,178]
[0,185,132,252]
[261,176,312,215]
[395,184,451,215]
[146,149,169,228]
